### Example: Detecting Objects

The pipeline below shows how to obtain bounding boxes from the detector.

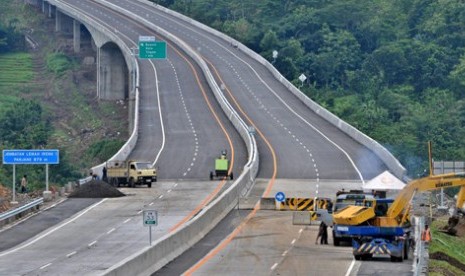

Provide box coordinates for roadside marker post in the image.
[143,210,158,246]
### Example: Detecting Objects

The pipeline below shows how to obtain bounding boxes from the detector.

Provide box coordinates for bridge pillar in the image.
[98,44,128,100]
[73,20,81,53]
[48,2,53,18]
[41,0,47,13]
[55,9,73,34]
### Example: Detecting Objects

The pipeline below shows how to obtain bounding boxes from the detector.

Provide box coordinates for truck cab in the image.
[332,192,375,246]
[107,160,157,188]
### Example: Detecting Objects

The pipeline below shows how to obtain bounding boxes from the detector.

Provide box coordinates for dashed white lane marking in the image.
[66,251,77,258]
[270,263,278,270]
[137,210,143,214]
[107,228,115,234]
[291,239,296,245]
[167,190,172,193]
[282,250,288,256]
[168,59,198,176]
[149,202,154,206]
[159,195,164,199]
[299,228,303,234]
[123,218,131,224]
[40,263,52,270]
[88,241,97,248]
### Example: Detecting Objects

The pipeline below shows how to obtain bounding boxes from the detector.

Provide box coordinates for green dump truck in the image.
[210,150,233,180]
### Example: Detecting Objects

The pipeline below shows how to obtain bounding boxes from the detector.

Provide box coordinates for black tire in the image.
[354,255,361,260]
[404,240,409,260]
[110,178,118,187]
[129,178,134,188]
[230,172,234,180]
[148,182,152,188]
[210,171,214,181]
[361,254,372,260]
[333,235,340,246]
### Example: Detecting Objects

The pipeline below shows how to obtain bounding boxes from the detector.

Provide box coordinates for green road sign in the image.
[143,210,158,226]
[139,41,167,59]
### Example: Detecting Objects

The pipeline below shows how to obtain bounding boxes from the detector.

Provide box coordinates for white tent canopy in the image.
[363,170,406,190]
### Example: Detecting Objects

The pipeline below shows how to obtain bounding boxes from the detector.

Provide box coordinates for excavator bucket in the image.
[442,216,459,236]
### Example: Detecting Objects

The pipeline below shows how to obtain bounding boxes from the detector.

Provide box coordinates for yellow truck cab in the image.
[106,160,157,188]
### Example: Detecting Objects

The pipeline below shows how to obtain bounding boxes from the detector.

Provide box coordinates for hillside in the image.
[0,1,129,190]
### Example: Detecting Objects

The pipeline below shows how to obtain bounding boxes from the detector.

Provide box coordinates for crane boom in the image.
[333,142,465,226]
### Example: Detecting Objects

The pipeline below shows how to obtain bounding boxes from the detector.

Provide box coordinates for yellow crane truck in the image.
[106,160,157,188]
[332,142,465,261]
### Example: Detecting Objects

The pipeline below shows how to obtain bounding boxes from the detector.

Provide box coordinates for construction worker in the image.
[20,175,28,193]
[421,224,432,243]
[316,221,328,244]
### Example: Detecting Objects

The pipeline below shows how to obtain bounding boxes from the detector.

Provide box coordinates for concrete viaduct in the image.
[28,0,133,102]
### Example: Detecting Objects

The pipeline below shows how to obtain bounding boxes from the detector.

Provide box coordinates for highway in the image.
[0,1,248,275]
[0,1,412,275]
[104,0,388,182]
[96,1,397,275]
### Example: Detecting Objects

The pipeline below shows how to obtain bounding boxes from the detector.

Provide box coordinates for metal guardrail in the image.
[413,216,428,276]
[0,198,44,222]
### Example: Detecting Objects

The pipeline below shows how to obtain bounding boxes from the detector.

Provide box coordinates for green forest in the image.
[153,0,465,176]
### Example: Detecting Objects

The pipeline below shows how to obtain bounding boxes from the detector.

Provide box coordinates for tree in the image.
[0,99,50,149]
[259,29,279,52]
[311,25,362,87]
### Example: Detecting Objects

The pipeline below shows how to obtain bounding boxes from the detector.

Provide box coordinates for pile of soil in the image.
[68,179,125,198]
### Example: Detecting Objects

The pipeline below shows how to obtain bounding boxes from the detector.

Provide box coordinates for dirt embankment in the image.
[430,251,465,274]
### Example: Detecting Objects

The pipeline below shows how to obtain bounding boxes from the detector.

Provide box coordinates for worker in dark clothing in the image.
[102,166,108,182]
[318,221,328,244]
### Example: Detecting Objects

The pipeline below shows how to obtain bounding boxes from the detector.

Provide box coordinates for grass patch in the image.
[429,219,465,274]
[429,259,464,276]
[0,52,34,109]
[46,52,75,76]
[86,139,126,163]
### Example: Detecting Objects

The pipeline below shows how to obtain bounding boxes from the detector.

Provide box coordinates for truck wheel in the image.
[129,178,134,188]
[403,240,409,260]
[333,236,340,246]
[361,254,372,260]
[230,172,234,180]
[110,178,118,187]
[210,171,214,181]
[354,255,361,260]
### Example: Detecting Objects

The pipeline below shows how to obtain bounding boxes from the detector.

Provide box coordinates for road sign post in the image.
[143,210,158,246]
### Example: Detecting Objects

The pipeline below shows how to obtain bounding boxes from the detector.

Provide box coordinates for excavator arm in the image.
[334,142,465,226]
